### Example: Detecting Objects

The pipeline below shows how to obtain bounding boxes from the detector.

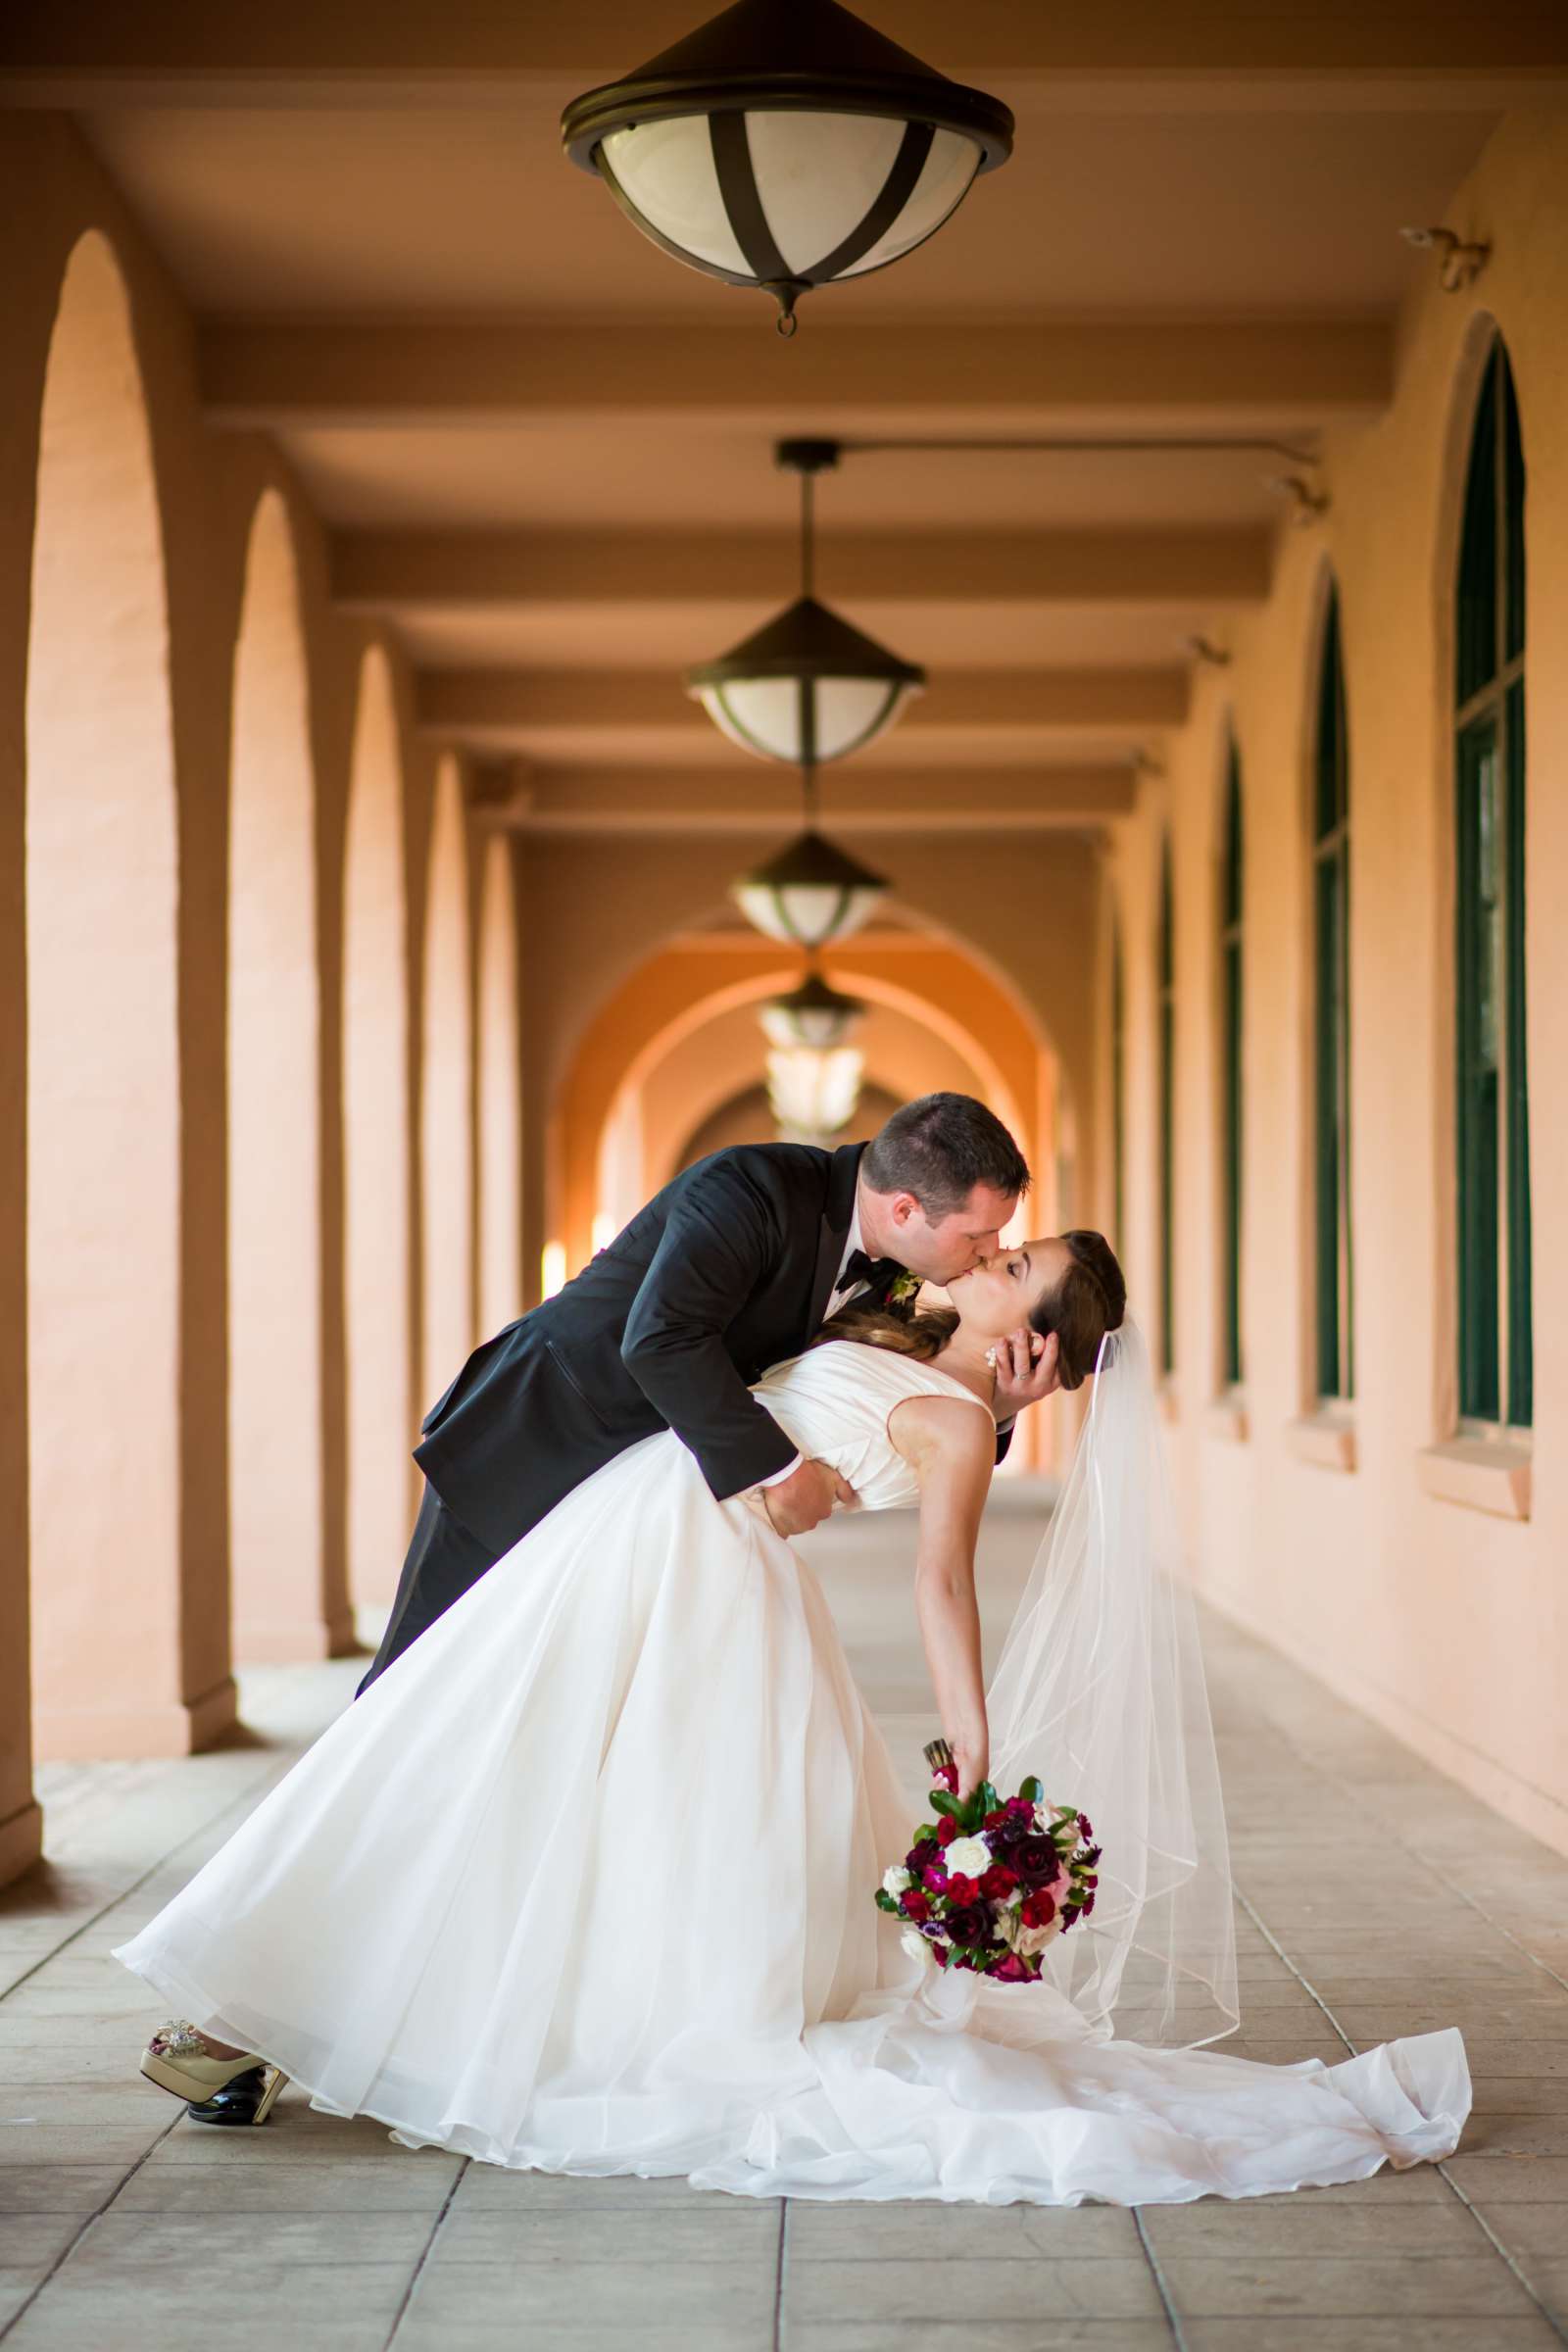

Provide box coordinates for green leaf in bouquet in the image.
[1019,1775,1044,1804]
[928,1790,960,1819]
[874,1889,900,1914]
[979,1782,1001,1816]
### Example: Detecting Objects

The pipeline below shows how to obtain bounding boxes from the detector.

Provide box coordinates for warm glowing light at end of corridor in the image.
[541,1242,567,1299]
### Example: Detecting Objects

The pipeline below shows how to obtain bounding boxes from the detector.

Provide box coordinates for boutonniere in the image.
[887,1269,920,1310]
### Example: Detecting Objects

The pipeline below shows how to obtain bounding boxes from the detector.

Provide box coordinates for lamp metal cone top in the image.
[732,825,888,948]
[562,0,1013,332]
[687,594,924,765]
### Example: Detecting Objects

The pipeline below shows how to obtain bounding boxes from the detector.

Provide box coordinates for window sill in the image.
[1287,1409,1357,1474]
[1416,1436,1532,1522]
[1205,1393,1250,1445]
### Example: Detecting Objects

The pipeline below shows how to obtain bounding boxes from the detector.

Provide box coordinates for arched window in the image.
[1219,744,1243,1389]
[1157,837,1175,1377]
[1454,338,1530,1430]
[1312,586,1352,1401]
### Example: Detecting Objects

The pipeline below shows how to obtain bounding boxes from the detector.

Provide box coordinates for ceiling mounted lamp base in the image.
[561,0,1013,335]
[733,826,888,948]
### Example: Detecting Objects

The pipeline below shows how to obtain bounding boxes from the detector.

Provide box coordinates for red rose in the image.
[935,1816,960,1848]
[1013,1835,1061,1885]
[945,1902,990,1948]
[984,1807,1008,1832]
[1020,1888,1056,1931]
[991,1953,1034,1983]
[979,1864,1018,1900]
[900,1889,931,1923]
[944,1873,980,1905]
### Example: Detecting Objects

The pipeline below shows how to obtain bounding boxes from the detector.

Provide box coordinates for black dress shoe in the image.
[186,2065,270,2126]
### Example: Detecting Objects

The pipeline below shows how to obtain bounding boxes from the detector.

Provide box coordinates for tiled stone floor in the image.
[3,1486,1568,2350]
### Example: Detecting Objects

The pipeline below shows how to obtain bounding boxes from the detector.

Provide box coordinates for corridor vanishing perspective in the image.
[1,0,1568,2340]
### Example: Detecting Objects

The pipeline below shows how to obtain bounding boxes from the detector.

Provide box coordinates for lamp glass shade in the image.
[601,118,752,275]
[734,876,883,947]
[696,674,912,764]
[767,1045,863,1145]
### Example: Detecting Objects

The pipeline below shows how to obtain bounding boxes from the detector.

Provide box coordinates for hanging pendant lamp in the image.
[561,0,1013,336]
[733,825,887,947]
[688,440,923,765]
[759,962,865,1050]
[767,1044,864,1145]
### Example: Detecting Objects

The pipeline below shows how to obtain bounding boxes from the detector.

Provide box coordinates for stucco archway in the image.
[342,645,415,1611]
[228,489,348,1661]
[419,756,475,1401]
[24,233,217,1755]
[475,833,522,1335]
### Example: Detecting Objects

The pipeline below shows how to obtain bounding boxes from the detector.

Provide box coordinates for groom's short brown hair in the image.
[862,1093,1030,1220]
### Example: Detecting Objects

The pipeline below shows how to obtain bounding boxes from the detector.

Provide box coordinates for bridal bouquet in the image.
[874,1739,1101,1983]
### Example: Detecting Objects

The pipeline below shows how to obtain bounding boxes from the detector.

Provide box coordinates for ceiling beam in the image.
[477,763,1137,836]
[418,666,1188,741]
[4,0,1563,97]
[202,318,1387,431]
[333,525,1272,612]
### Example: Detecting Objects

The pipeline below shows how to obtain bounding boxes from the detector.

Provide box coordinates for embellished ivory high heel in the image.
[139,2020,289,2123]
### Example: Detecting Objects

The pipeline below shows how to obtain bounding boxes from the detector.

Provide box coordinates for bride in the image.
[117,1232,1470,2204]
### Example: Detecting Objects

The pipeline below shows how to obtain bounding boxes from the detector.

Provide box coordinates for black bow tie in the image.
[838,1249,900,1295]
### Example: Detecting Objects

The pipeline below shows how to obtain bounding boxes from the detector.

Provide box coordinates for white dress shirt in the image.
[757,1197,876,1490]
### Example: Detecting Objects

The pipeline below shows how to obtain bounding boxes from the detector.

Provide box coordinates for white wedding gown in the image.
[116,1341,1470,2204]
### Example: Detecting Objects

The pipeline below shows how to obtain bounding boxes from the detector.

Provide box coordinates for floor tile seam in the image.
[1132,2205,1192,2352]
[0,2102,184,2344]
[1436,2163,1568,2347]
[773,2198,789,2352]
[1242,1696,1568,1998]
[382,2154,470,2350]
[0,1736,322,2006]
[1229,1886,1357,2054]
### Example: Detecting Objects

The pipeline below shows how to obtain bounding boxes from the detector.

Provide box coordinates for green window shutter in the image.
[1312,586,1352,1401]
[1454,339,1530,1431]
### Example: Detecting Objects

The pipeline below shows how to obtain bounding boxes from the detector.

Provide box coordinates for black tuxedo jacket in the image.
[416,1140,916,1558]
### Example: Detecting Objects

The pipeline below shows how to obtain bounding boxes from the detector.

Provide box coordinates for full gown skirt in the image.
[116,1344,1470,2204]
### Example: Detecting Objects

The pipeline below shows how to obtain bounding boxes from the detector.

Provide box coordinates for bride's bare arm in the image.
[888,1396,997,1800]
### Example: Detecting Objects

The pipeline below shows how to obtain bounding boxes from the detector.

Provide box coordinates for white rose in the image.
[882,1865,912,1897]
[945,1836,992,1877]
[900,1928,932,1966]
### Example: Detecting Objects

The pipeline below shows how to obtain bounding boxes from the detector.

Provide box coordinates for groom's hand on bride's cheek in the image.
[992,1329,1060,1417]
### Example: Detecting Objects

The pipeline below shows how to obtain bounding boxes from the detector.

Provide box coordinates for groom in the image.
[358,1091,1060,1694]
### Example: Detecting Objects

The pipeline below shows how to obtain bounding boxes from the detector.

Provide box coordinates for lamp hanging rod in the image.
[835,434,1320,466]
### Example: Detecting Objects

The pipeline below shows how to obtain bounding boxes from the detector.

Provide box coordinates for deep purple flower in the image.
[945,1902,990,1948]
[906,1839,940,1873]
[1077,1812,1094,1841]
[1012,1834,1061,1885]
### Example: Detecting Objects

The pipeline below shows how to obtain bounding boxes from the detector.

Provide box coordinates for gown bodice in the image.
[750,1339,993,1511]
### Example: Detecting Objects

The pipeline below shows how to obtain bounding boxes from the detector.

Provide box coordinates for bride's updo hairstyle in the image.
[816,1228,1126,1391]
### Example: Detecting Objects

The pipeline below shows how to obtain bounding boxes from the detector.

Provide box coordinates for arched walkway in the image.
[227,491,346,1661]
[418,756,474,1402]
[475,834,522,1335]
[24,234,221,1754]
[342,646,415,1612]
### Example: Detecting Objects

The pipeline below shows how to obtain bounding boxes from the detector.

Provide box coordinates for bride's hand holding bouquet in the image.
[874,1737,1101,1983]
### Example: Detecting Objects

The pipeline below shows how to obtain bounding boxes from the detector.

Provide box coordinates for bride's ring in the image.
[984,1347,998,1370]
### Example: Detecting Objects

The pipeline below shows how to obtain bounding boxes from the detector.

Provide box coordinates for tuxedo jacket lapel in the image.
[806,1143,866,1336]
